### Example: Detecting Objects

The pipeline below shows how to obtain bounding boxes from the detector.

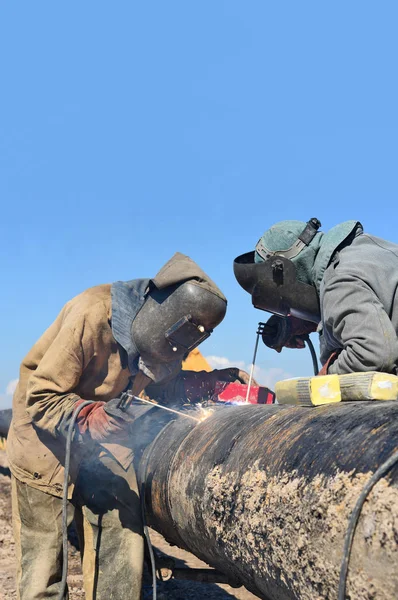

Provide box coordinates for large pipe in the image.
[1,401,398,598]
[130,402,398,600]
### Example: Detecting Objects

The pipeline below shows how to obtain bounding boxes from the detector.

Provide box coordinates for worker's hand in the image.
[262,315,317,353]
[180,368,258,403]
[213,368,258,387]
[74,397,137,443]
[284,317,318,350]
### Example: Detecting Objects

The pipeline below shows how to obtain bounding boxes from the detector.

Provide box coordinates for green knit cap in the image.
[254,219,363,292]
[254,220,324,286]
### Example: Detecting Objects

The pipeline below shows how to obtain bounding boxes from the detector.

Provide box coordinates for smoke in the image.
[206,356,292,390]
[6,379,18,396]
[0,379,18,410]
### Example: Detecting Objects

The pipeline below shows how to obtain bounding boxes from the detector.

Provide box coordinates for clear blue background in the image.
[1,1,397,405]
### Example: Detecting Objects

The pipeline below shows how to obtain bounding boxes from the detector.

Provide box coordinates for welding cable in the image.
[58,400,94,600]
[338,449,398,600]
[142,505,157,600]
[140,471,157,600]
[58,398,159,600]
[303,335,319,376]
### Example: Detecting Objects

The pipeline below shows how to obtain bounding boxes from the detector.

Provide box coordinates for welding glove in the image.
[262,315,317,353]
[73,399,137,443]
[73,371,153,443]
[215,368,256,386]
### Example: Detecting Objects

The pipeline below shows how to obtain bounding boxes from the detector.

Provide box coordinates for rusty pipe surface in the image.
[130,402,398,600]
[1,401,398,598]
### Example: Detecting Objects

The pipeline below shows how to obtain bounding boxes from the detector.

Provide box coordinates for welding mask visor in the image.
[132,279,227,364]
[234,252,320,322]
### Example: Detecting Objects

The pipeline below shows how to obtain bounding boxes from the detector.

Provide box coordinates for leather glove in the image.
[74,398,137,443]
[262,315,318,353]
[181,368,257,403]
[61,371,152,444]
[211,368,257,386]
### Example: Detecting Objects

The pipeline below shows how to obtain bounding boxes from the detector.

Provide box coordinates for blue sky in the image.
[1,2,397,407]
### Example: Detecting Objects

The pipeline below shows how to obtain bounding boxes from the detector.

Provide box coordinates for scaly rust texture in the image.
[199,464,398,600]
[137,403,398,600]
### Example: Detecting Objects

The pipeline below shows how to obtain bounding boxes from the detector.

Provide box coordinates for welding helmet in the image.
[233,218,322,323]
[132,253,227,365]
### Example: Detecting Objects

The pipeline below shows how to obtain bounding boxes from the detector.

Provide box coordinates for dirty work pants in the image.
[11,450,144,600]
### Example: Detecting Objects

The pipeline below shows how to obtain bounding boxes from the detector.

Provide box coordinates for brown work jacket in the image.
[7,284,140,498]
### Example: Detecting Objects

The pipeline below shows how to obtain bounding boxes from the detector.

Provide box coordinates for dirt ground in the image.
[0,449,258,600]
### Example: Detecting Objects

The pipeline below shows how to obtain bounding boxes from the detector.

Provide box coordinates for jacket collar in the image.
[312,221,363,293]
[111,278,150,375]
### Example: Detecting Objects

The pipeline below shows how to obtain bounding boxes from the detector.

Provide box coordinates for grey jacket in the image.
[319,233,398,374]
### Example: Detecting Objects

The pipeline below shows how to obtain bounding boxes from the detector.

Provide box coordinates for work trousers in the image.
[11,450,144,600]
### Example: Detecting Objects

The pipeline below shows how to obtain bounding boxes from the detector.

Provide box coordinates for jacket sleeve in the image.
[321,271,398,374]
[146,370,213,404]
[25,310,124,441]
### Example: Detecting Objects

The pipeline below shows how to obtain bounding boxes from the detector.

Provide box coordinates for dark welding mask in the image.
[233,219,321,323]
[132,255,227,365]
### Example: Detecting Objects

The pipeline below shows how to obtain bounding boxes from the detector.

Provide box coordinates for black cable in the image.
[338,449,398,600]
[303,335,319,375]
[140,467,157,600]
[58,400,94,600]
[58,399,160,600]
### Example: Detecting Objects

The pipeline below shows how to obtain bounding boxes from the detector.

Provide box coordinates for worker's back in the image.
[320,232,398,372]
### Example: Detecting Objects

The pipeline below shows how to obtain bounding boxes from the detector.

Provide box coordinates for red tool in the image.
[212,381,275,405]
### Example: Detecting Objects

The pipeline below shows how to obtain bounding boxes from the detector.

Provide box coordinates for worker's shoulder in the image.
[361,233,398,258]
[335,234,398,270]
[63,284,112,324]
[323,232,398,288]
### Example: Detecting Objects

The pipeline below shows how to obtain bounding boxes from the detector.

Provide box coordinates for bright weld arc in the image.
[195,403,215,421]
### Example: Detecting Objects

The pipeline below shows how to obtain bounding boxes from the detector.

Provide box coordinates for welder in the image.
[234,218,398,375]
[7,252,250,600]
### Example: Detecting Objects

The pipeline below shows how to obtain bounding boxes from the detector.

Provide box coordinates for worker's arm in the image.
[25,309,132,442]
[146,368,254,404]
[321,271,398,374]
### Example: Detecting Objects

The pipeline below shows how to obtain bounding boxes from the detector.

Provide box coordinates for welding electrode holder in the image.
[117,390,134,411]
